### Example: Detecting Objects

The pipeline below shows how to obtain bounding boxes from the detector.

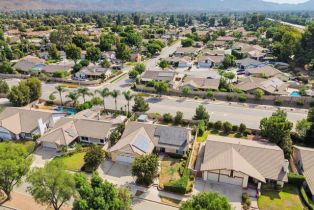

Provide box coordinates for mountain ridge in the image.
[0,0,313,11]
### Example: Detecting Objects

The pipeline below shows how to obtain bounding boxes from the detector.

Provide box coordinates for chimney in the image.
[283,159,289,173]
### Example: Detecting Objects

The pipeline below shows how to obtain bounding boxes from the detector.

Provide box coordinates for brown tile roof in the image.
[236,77,266,92]
[201,136,288,182]
[41,65,72,74]
[141,70,176,82]
[182,76,220,90]
[247,65,282,78]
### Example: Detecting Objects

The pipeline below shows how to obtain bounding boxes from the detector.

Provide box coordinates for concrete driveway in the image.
[31,146,57,168]
[132,198,178,210]
[97,160,134,186]
[194,178,258,210]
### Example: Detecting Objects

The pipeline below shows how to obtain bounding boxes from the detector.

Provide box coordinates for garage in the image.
[207,172,219,182]
[42,142,57,149]
[219,175,243,186]
[116,154,134,164]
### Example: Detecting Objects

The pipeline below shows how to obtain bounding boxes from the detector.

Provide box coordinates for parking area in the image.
[98,160,134,186]
[31,146,58,168]
[193,178,258,210]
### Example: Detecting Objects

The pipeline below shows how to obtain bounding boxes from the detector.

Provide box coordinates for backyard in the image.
[258,184,304,210]
[197,130,248,142]
[0,140,37,154]
[159,157,182,188]
[53,151,86,172]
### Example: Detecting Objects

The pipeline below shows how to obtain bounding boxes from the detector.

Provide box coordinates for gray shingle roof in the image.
[155,126,188,147]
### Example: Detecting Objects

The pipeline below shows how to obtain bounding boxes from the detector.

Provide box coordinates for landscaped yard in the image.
[258,184,304,210]
[159,157,182,188]
[54,152,86,172]
[0,140,37,154]
[197,130,248,142]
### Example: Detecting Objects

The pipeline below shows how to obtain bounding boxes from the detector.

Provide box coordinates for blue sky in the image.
[264,0,308,4]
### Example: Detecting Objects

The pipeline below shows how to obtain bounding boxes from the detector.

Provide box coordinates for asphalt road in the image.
[4,40,308,130]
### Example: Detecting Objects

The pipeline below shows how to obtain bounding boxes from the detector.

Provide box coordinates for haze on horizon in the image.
[264,0,308,4]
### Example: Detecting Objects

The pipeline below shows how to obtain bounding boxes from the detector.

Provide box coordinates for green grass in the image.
[258,184,304,210]
[54,152,86,172]
[110,73,127,83]
[0,140,37,154]
[136,92,151,97]
[126,62,139,66]
[197,130,247,142]
[159,157,182,188]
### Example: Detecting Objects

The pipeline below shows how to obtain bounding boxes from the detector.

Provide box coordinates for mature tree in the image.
[147,43,162,56]
[132,95,149,112]
[159,60,170,69]
[86,46,101,64]
[102,59,112,68]
[180,192,231,210]
[134,63,146,74]
[0,61,14,74]
[125,32,142,48]
[194,105,209,121]
[239,123,247,134]
[123,90,134,115]
[110,89,120,111]
[181,38,193,47]
[0,79,9,94]
[255,88,265,100]
[206,90,214,99]
[223,71,235,83]
[95,88,110,111]
[27,160,75,210]
[26,77,42,101]
[174,111,184,125]
[260,110,293,157]
[296,119,311,140]
[72,34,89,50]
[8,81,31,106]
[84,145,105,172]
[49,25,74,49]
[181,86,191,97]
[0,143,32,200]
[99,33,116,51]
[132,154,159,186]
[66,91,80,107]
[116,43,131,65]
[48,43,60,60]
[154,81,169,96]
[109,124,125,146]
[222,55,236,69]
[64,43,81,64]
[214,121,223,130]
[54,85,66,106]
[128,69,139,80]
[77,87,93,103]
[222,121,232,134]
[305,107,314,145]
[73,172,131,210]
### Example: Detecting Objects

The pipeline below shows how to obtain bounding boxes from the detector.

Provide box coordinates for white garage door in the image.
[116,154,134,164]
[207,172,219,182]
[42,142,57,149]
[219,175,243,186]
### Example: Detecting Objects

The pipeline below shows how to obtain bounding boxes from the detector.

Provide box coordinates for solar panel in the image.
[132,135,150,153]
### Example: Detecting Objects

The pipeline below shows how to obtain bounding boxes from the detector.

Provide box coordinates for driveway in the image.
[31,146,57,168]
[97,160,134,186]
[194,179,258,210]
[132,198,178,210]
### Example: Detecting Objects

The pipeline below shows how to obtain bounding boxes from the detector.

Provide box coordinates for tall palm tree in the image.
[123,90,134,115]
[95,88,110,111]
[54,85,66,106]
[77,87,93,103]
[110,90,120,111]
[66,91,80,107]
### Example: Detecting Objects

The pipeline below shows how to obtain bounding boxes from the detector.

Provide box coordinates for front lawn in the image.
[159,157,182,188]
[258,184,304,210]
[54,152,86,172]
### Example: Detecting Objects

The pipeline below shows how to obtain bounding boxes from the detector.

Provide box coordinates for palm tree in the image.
[66,91,80,107]
[95,88,110,111]
[77,87,93,103]
[123,90,134,115]
[54,85,66,106]
[110,89,120,111]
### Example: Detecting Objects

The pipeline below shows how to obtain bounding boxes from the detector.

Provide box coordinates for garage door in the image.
[42,142,57,149]
[0,132,11,140]
[207,172,219,182]
[116,154,134,164]
[219,175,243,186]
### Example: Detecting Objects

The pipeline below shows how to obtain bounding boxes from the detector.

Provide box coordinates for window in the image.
[81,136,89,141]
[100,139,105,144]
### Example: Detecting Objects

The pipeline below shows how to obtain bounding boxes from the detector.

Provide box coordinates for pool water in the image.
[289,91,301,97]
[55,107,77,115]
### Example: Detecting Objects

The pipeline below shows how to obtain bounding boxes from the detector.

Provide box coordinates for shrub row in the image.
[163,168,191,194]
[300,187,314,210]
[288,172,306,187]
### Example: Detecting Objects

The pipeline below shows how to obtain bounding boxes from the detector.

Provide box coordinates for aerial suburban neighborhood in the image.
[0,1,314,210]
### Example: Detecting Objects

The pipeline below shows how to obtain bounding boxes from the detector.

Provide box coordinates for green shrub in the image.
[288,172,305,186]
[214,121,222,130]
[198,120,206,136]
[296,99,305,106]
[163,113,173,123]
[164,168,190,194]
[242,192,251,210]
[238,94,247,102]
[222,121,232,134]
[207,122,214,129]
[274,99,283,106]
[232,125,239,132]
[226,95,233,101]
[300,187,314,210]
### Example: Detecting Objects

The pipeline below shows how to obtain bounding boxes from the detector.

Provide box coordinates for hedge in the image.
[163,168,190,194]
[300,187,314,210]
[288,172,305,187]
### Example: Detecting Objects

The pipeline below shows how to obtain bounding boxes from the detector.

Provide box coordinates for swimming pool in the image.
[289,91,301,97]
[55,107,77,115]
